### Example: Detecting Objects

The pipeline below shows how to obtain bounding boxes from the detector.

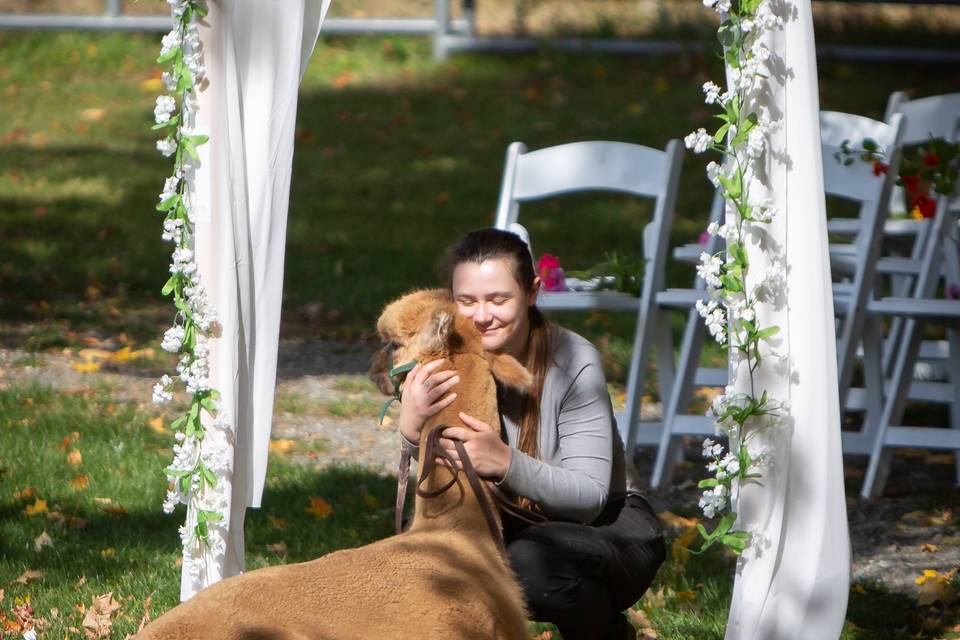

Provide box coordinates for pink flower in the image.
[948,283,960,300]
[537,254,566,292]
[698,230,711,245]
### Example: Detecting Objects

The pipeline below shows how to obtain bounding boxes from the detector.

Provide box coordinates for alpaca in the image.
[135,288,533,640]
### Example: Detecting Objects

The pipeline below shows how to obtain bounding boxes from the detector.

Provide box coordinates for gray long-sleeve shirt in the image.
[494,325,641,523]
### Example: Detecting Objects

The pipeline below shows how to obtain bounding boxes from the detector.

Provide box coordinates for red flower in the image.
[911,193,937,219]
[536,254,566,291]
[901,174,920,194]
[923,152,941,167]
[872,161,888,176]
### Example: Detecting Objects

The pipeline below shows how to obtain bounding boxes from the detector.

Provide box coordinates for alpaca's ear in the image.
[423,309,453,352]
[490,353,533,393]
[368,344,394,396]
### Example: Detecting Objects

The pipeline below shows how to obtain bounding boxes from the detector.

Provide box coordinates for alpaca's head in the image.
[369,289,463,395]
[369,288,532,397]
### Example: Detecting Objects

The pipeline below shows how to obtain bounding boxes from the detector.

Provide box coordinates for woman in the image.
[396,228,665,640]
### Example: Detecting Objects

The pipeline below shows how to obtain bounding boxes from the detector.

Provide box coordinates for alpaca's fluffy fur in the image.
[135,289,531,640]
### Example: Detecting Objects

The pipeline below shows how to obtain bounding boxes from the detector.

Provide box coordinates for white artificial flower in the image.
[162,71,177,92]
[166,0,187,18]
[161,325,186,353]
[696,252,724,288]
[684,128,713,154]
[153,382,173,404]
[170,247,197,276]
[706,161,722,187]
[720,452,741,476]
[162,217,185,243]
[702,437,724,459]
[740,17,754,32]
[156,137,177,157]
[159,175,180,203]
[699,485,728,518]
[160,28,182,58]
[702,81,722,105]
[154,95,176,124]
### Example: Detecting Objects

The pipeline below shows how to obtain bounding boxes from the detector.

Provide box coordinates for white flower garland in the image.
[151,0,234,581]
[686,0,788,554]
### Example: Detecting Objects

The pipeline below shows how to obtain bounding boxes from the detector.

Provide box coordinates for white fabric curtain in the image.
[184,0,330,600]
[724,0,850,636]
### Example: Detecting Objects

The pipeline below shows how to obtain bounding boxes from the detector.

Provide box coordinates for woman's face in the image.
[452,258,537,357]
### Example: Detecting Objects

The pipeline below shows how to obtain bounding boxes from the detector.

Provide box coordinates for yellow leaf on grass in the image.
[268,516,288,529]
[67,449,83,466]
[140,77,163,93]
[269,439,297,455]
[60,432,81,450]
[658,511,699,530]
[24,498,48,516]
[100,548,115,559]
[304,497,334,519]
[82,592,120,639]
[675,589,697,603]
[13,487,36,500]
[672,526,700,565]
[79,108,105,122]
[72,361,101,373]
[70,474,89,491]
[34,531,53,552]
[148,417,165,433]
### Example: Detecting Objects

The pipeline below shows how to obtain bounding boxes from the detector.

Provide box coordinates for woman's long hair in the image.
[445,228,551,468]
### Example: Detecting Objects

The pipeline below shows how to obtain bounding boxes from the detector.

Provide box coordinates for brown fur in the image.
[136,289,532,640]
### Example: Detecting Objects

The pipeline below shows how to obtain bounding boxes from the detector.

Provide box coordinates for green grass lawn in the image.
[2,28,960,639]
[2,383,957,639]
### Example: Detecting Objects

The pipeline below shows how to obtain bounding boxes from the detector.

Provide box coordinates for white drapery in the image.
[184,0,330,600]
[724,0,850,637]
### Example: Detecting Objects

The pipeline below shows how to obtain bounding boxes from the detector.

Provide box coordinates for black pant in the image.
[503,495,666,640]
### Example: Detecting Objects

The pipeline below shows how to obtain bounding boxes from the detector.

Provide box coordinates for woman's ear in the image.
[528,277,540,306]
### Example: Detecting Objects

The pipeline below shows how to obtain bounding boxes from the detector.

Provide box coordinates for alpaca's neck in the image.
[407,353,503,551]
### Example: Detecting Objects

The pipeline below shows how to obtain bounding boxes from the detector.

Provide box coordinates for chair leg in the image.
[651,308,706,489]
[949,326,960,487]
[861,317,925,499]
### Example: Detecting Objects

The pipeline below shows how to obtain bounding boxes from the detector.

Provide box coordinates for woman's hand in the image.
[439,412,512,480]
[397,359,459,446]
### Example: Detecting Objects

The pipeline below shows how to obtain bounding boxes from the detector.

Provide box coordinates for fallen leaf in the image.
[70,474,89,491]
[13,570,43,585]
[148,417,165,434]
[658,511,699,530]
[304,496,334,519]
[82,592,120,639]
[626,607,656,632]
[920,543,938,553]
[268,516,287,529]
[13,487,36,500]
[269,439,297,455]
[671,526,699,565]
[33,531,53,552]
[140,77,163,93]
[136,595,152,632]
[24,498,48,516]
[71,362,101,373]
[66,449,83,466]
[266,542,287,556]
[97,504,127,516]
[100,548,115,559]
[60,432,81,450]
[361,491,379,509]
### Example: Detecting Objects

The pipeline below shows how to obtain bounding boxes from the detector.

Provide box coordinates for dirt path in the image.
[1,340,957,599]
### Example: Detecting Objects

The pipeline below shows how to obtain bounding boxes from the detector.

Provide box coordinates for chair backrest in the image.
[885,91,960,145]
[820,111,906,405]
[493,139,683,295]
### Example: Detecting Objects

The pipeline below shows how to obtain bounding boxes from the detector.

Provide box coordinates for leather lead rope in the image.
[394,424,547,555]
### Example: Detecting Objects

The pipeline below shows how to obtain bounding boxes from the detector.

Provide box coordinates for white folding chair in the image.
[493,139,684,456]
[854,91,960,496]
[649,112,905,488]
[859,193,960,498]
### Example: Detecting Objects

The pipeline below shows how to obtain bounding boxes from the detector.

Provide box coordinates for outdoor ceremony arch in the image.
[151,0,850,637]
